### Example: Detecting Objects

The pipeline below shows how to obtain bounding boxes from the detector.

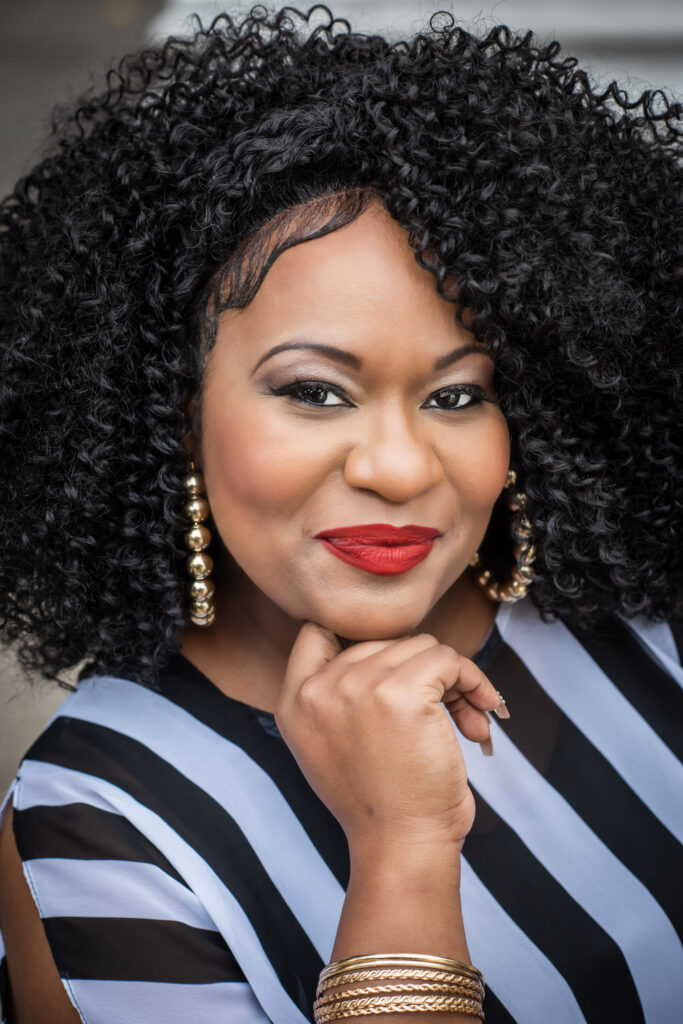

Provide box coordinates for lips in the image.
[314,524,442,576]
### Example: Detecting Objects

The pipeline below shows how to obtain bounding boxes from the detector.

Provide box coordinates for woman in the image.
[0,6,681,1023]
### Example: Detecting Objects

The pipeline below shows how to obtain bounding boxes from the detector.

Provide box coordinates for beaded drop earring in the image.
[183,461,216,626]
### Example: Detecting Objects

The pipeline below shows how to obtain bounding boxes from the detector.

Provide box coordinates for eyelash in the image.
[267,379,486,411]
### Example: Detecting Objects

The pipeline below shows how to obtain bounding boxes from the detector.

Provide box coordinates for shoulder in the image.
[0,668,258,1023]
[15,671,208,821]
[8,671,209,923]
[486,596,682,769]
[7,674,222,946]
[492,595,682,677]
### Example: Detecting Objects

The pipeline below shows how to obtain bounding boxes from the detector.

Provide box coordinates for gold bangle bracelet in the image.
[321,954,485,987]
[319,953,484,985]
[317,969,484,999]
[313,995,481,1011]
[317,983,483,1007]
[314,981,483,1010]
[314,992,484,1022]
[317,995,483,1019]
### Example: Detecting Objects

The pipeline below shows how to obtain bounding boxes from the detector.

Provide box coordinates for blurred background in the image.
[1,0,682,794]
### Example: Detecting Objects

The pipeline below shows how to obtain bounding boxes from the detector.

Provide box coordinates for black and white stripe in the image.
[1,595,681,1023]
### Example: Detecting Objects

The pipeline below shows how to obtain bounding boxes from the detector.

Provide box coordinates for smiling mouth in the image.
[313,524,442,576]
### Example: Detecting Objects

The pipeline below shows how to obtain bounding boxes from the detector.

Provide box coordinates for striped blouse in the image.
[1,594,681,1024]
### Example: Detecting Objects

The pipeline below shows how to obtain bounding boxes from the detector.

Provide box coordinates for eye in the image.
[422,386,484,411]
[269,380,352,407]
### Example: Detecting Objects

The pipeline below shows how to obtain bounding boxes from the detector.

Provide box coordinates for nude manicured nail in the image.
[479,735,494,757]
[493,691,510,720]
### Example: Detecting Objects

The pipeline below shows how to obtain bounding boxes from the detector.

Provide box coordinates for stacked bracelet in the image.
[314,954,485,1021]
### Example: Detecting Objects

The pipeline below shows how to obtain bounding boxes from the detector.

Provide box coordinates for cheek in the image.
[442,411,511,508]
[201,400,325,520]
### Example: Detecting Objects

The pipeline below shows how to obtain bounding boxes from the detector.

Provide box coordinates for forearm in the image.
[326,837,481,1024]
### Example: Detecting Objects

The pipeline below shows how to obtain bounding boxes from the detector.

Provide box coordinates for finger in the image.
[440,655,501,714]
[442,694,492,743]
[379,644,490,709]
[439,655,503,753]
[384,646,500,743]
[332,632,439,673]
[329,636,404,668]
[282,621,342,698]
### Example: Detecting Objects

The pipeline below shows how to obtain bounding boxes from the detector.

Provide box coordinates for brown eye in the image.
[295,384,342,406]
[269,379,352,407]
[424,387,483,410]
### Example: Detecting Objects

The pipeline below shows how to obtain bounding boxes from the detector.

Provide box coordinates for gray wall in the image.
[1,0,681,795]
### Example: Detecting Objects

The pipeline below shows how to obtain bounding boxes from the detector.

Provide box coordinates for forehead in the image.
[224,202,464,346]
[265,202,419,292]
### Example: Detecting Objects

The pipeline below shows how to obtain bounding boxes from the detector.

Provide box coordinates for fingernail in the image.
[479,735,494,757]
[493,691,510,720]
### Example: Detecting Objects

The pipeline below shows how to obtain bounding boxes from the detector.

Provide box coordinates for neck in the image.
[420,567,499,660]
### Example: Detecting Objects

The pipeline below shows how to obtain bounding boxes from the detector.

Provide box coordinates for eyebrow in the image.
[251,340,493,376]
[251,342,361,375]
[433,343,494,370]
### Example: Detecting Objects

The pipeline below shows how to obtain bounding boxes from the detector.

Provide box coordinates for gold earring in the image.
[469,468,536,603]
[183,461,216,627]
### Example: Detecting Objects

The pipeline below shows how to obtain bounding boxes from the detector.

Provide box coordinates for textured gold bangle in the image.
[314,993,484,1021]
[317,974,483,1007]
[319,953,484,987]
[317,969,484,999]
[315,1003,483,1022]
[315,981,483,1010]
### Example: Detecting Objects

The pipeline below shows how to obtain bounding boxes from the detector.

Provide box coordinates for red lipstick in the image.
[314,524,442,576]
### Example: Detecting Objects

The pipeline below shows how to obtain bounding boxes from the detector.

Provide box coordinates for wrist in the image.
[348,830,463,886]
[332,837,469,963]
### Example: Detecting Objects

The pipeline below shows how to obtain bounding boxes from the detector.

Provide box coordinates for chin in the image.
[313,603,429,644]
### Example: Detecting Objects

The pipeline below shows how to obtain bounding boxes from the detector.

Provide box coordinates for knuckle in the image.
[438,643,461,665]
[335,671,360,703]
[296,676,321,709]
[372,674,398,706]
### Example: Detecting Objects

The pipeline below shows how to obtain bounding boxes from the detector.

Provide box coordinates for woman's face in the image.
[196,201,510,641]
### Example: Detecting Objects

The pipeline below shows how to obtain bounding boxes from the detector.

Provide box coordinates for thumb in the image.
[283,621,342,697]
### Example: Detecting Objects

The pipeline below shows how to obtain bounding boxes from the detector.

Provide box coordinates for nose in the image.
[343,404,444,503]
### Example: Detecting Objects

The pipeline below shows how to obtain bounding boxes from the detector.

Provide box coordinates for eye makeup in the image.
[265,377,494,412]
[255,344,497,412]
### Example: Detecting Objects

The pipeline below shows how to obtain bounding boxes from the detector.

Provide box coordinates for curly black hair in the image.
[1,4,681,686]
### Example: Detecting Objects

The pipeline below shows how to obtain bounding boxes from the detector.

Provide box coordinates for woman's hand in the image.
[275,622,504,853]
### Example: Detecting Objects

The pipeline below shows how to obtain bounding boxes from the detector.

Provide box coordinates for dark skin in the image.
[0,201,508,1021]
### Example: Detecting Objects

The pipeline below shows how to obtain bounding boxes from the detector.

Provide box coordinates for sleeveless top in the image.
[1,594,682,1024]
